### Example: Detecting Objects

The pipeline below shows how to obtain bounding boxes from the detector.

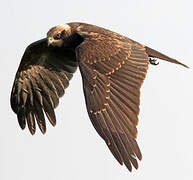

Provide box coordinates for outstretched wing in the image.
[11,38,78,134]
[77,32,149,171]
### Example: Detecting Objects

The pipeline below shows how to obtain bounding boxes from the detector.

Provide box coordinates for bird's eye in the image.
[54,32,62,40]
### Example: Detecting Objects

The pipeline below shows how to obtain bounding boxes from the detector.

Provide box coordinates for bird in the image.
[10,22,188,172]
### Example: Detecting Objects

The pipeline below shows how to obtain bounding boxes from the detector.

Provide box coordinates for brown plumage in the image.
[10,22,188,171]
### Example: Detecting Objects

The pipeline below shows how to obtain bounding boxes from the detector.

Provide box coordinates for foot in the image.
[149,57,159,65]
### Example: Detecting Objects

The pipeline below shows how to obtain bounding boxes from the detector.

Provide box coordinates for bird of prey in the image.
[10,22,188,171]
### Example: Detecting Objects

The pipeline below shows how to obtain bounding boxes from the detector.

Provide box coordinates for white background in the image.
[1,0,193,179]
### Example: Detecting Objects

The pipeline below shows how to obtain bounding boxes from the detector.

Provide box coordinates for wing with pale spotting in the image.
[77,32,149,171]
[11,38,78,134]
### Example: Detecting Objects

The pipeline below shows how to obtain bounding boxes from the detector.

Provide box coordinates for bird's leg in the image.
[149,57,159,65]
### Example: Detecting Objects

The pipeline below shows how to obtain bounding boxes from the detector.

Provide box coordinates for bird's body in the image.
[10,22,188,171]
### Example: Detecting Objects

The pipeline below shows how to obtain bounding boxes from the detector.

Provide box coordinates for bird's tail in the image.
[145,46,189,68]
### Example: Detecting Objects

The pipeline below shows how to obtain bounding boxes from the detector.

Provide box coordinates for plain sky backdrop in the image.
[1,0,193,180]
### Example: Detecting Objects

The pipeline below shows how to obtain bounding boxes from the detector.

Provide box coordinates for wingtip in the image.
[18,122,26,130]
[138,154,142,161]
[29,130,36,135]
[125,164,132,172]
[20,126,26,130]
[41,130,46,135]
[51,121,56,127]
[39,126,46,134]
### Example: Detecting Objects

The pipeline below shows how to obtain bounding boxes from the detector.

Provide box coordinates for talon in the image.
[149,57,159,65]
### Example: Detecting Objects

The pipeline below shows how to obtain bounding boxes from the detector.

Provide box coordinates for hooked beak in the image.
[47,37,54,47]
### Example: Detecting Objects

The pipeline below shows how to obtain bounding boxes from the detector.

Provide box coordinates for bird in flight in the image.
[10,22,188,171]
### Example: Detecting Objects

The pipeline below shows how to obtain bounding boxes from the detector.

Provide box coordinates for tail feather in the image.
[145,46,189,68]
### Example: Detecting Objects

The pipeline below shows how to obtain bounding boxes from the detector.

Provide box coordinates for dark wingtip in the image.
[48,116,56,127]
[52,122,56,127]
[138,154,142,161]
[19,125,26,130]
[30,132,35,135]
[17,113,26,130]
[29,129,36,135]
[126,165,132,172]
[40,128,46,134]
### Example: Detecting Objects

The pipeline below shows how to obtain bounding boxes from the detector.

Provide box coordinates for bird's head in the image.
[47,24,72,47]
